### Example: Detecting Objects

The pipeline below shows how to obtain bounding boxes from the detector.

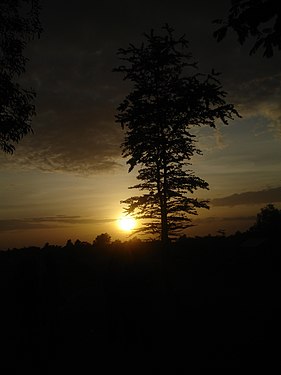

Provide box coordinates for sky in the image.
[1,0,281,249]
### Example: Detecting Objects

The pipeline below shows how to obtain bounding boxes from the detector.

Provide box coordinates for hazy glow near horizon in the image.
[117,216,137,232]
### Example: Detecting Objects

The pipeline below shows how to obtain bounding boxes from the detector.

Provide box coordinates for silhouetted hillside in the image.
[0,235,280,373]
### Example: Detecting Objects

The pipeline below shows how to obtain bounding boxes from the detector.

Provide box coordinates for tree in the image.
[65,239,74,248]
[114,25,239,245]
[93,233,111,247]
[213,0,281,57]
[250,204,281,236]
[0,0,42,153]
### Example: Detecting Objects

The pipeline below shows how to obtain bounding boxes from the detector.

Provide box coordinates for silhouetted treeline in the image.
[0,232,280,374]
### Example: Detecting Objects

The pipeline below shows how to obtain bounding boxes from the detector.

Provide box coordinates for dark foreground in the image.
[0,236,280,374]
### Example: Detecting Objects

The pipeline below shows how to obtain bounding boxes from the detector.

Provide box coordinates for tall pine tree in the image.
[114,25,239,244]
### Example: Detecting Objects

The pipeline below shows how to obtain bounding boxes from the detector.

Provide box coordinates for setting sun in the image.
[118,216,137,232]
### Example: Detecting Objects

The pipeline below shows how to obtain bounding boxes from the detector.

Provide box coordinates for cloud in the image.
[0,34,125,174]
[0,99,124,174]
[229,74,281,138]
[211,187,281,207]
[222,216,256,222]
[0,216,116,232]
[193,215,255,224]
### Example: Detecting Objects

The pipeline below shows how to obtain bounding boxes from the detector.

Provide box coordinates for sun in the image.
[118,216,137,232]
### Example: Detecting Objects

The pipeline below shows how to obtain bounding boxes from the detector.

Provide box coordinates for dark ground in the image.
[0,236,280,374]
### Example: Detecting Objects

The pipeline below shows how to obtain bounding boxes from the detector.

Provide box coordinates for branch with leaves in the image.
[213,0,281,57]
[0,0,42,153]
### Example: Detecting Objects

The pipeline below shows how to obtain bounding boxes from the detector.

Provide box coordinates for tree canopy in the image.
[250,204,281,236]
[213,0,281,57]
[0,0,42,153]
[114,25,240,244]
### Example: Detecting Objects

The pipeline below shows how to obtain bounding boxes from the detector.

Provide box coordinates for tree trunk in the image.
[156,158,169,246]
[161,142,169,247]
[160,199,169,246]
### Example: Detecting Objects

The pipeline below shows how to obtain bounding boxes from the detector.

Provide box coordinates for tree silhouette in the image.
[114,25,239,245]
[94,233,111,247]
[250,203,281,236]
[213,0,281,57]
[0,0,42,153]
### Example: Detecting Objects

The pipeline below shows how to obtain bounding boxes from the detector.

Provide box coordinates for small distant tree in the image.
[114,25,239,245]
[0,0,42,153]
[213,0,281,57]
[65,239,74,248]
[93,233,111,247]
[74,239,82,247]
[74,239,91,248]
[250,204,281,236]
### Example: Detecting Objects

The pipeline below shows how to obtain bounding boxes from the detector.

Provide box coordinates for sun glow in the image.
[118,216,137,232]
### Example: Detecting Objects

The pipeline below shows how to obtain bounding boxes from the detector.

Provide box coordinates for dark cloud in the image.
[0,216,116,232]
[222,215,256,222]
[211,187,281,207]
[1,93,124,173]
[194,215,255,223]
[228,74,281,138]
